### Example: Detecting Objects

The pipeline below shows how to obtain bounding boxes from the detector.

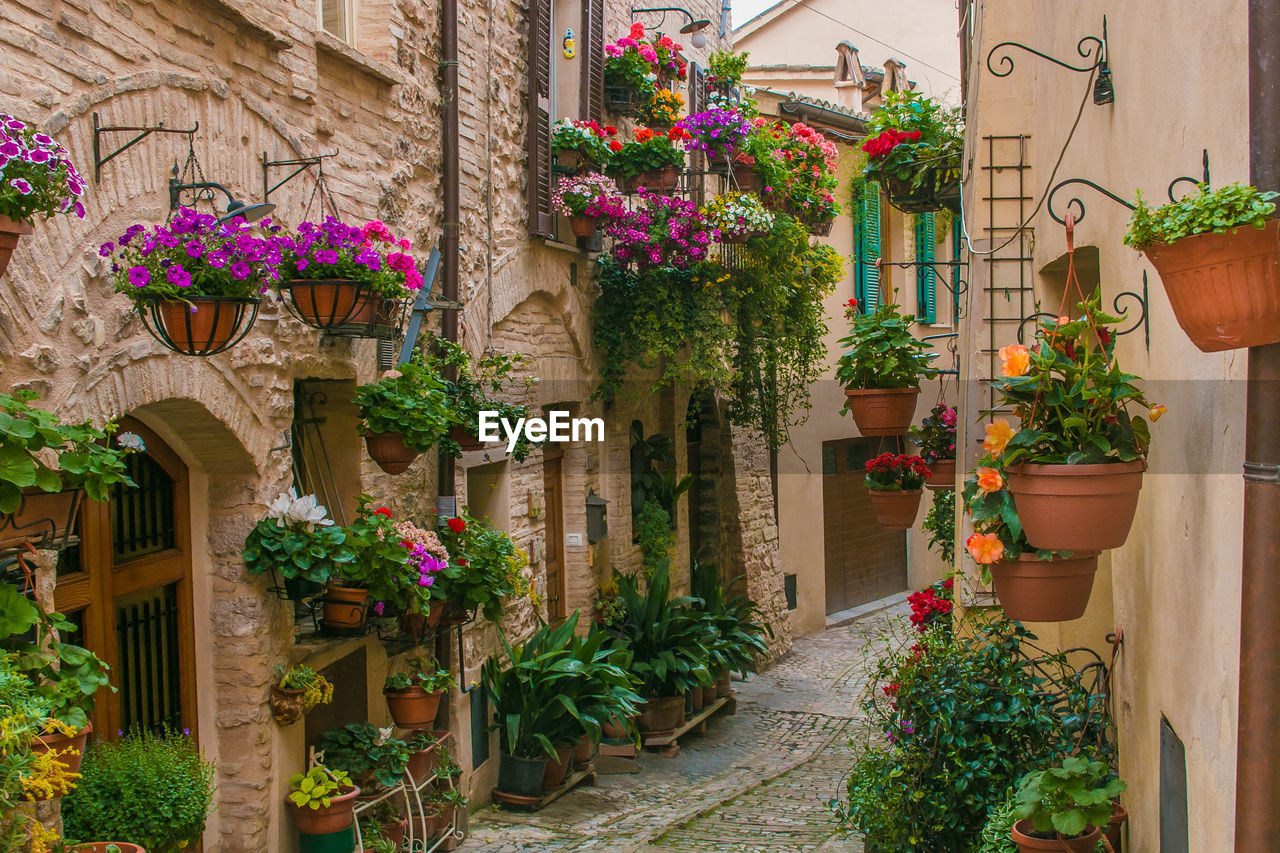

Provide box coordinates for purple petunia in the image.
[166,265,192,287]
[127,266,151,287]
[184,240,204,259]
[229,261,251,281]
[98,242,114,257]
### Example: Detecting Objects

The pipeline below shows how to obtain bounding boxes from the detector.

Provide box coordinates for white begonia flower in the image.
[116,431,147,452]
[264,489,334,527]
[378,726,394,745]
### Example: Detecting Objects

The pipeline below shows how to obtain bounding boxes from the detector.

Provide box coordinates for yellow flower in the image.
[976,467,1004,494]
[1149,403,1168,422]
[998,344,1030,377]
[982,418,1016,458]
[966,532,1005,565]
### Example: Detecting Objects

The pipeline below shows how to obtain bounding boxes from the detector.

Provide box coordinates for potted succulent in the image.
[910,403,958,490]
[354,362,452,474]
[329,502,412,633]
[835,299,938,434]
[383,658,456,728]
[0,114,87,276]
[861,91,964,214]
[551,173,621,238]
[102,207,278,355]
[242,490,354,601]
[864,452,931,529]
[1011,756,1125,853]
[274,218,423,335]
[603,23,662,116]
[600,191,714,269]
[550,118,619,173]
[700,192,774,244]
[607,127,688,193]
[317,723,410,792]
[270,664,334,726]
[435,510,533,622]
[286,763,360,837]
[991,288,1161,552]
[1126,182,1280,352]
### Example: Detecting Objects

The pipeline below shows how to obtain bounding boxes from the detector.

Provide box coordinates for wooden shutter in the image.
[915,212,936,322]
[855,183,881,311]
[689,61,707,114]
[579,0,604,121]
[526,0,554,237]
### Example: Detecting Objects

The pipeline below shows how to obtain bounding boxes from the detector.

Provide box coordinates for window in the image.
[319,0,356,46]
[915,212,936,323]
[854,182,882,312]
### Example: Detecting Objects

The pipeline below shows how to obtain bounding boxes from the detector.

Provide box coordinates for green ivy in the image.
[1125,182,1276,248]
[922,488,955,565]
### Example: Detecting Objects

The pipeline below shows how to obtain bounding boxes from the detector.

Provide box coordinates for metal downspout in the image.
[439,0,460,499]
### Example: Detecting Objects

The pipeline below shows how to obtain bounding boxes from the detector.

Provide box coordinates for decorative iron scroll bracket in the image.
[878,259,970,320]
[987,17,1108,77]
[262,149,340,218]
[92,112,198,183]
[1048,149,1211,225]
[1017,271,1150,352]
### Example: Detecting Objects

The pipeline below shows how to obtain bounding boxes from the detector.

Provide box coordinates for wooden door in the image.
[542,455,565,621]
[821,438,907,614]
[54,418,198,738]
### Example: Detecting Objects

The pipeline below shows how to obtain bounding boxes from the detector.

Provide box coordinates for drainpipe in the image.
[439,0,460,499]
[1235,2,1280,848]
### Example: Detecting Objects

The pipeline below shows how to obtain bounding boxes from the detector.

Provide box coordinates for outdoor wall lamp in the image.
[586,489,609,543]
[986,16,1115,106]
[630,6,711,47]
[168,169,276,224]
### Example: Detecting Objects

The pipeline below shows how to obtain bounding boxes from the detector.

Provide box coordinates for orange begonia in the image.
[966,532,1005,565]
[1150,403,1168,422]
[976,467,1004,494]
[998,344,1030,377]
[983,418,1016,458]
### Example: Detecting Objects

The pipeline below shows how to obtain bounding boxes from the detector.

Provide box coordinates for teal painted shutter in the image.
[951,213,963,322]
[916,212,936,323]
[855,183,881,312]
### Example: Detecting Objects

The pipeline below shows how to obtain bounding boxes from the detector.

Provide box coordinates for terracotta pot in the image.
[720,232,750,244]
[414,809,441,840]
[323,584,369,631]
[1107,801,1127,851]
[844,387,920,436]
[554,148,586,172]
[270,684,307,726]
[406,742,439,784]
[867,489,923,529]
[384,685,444,728]
[290,783,360,834]
[382,817,407,848]
[715,670,732,699]
[701,683,717,706]
[0,486,81,551]
[690,686,705,712]
[436,803,456,834]
[731,161,761,193]
[283,278,363,328]
[1141,218,1280,352]
[154,297,255,355]
[400,601,445,639]
[1007,461,1145,551]
[75,845,146,853]
[31,720,91,780]
[635,164,680,192]
[449,425,486,451]
[572,735,594,769]
[924,458,956,491]
[636,695,684,734]
[0,213,33,278]
[569,214,597,238]
[541,745,573,791]
[601,714,631,740]
[1010,818,1101,853]
[991,552,1100,623]
[807,218,834,237]
[363,431,420,475]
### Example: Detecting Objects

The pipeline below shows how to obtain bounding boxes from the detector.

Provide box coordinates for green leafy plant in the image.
[241,490,353,587]
[977,789,1109,853]
[62,726,216,853]
[605,563,713,697]
[606,127,688,179]
[922,488,955,565]
[317,723,410,790]
[353,361,452,452]
[708,49,749,87]
[356,817,398,853]
[1014,756,1125,840]
[0,651,74,849]
[1125,182,1277,248]
[435,509,532,621]
[422,339,538,461]
[689,561,772,678]
[634,501,675,577]
[286,764,353,809]
[434,787,468,808]
[385,657,456,693]
[835,300,938,390]
[0,391,135,514]
[339,498,412,596]
[861,90,964,196]
[277,664,334,710]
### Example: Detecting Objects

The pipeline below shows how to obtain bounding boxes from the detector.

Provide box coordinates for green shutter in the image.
[916,212,936,323]
[855,183,881,313]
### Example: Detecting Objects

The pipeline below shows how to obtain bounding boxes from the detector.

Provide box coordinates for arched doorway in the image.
[53,417,198,737]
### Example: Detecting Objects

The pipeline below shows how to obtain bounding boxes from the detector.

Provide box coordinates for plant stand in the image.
[350,731,465,853]
[642,692,736,757]
[491,764,597,812]
[598,738,639,759]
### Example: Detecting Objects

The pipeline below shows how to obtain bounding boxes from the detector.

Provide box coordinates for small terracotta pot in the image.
[1010,818,1101,853]
[990,552,1100,623]
[634,164,680,192]
[75,844,146,853]
[155,297,251,354]
[701,683,717,706]
[868,489,923,529]
[690,685,705,712]
[1007,461,1145,552]
[449,425,487,452]
[572,734,594,769]
[569,214,597,237]
[554,148,586,172]
[270,684,307,726]
[406,742,439,784]
[0,486,81,551]
[541,745,573,791]
[364,431,420,475]
[400,601,445,639]
[284,278,363,327]
[323,584,369,631]
[731,161,761,193]
[382,817,408,848]
[636,695,684,734]
[290,783,360,834]
[1107,801,1127,851]
[844,387,920,436]
[0,213,33,278]
[437,803,456,834]
[924,458,956,491]
[715,670,732,699]
[1141,218,1280,352]
[414,809,441,840]
[384,685,444,728]
[31,720,91,782]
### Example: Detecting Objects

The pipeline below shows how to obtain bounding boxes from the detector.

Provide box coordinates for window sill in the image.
[203,0,292,48]
[534,236,599,257]
[315,30,408,86]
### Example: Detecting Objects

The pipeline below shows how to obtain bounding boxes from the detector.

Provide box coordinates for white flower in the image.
[377,726,394,745]
[116,432,147,452]
[265,489,334,527]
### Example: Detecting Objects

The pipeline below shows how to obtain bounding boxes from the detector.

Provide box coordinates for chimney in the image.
[883,57,909,93]
[834,41,866,112]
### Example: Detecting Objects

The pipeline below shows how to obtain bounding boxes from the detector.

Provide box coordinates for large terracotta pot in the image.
[0,214,33,278]
[1010,819,1101,853]
[384,685,444,728]
[569,214,598,237]
[364,431,420,475]
[636,694,684,735]
[572,734,594,770]
[290,784,360,834]
[844,387,920,436]
[0,486,81,551]
[990,552,1100,623]
[715,670,732,699]
[867,489,923,529]
[152,296,257,355]
[1107,801,1127,851]
[283,278,363,328]
[1141,218,1280,352]
[924,458,956,491]
[31,720,91,780]
[1007,461,1145,552]
[323,584,369,631]
[540,745,573,791]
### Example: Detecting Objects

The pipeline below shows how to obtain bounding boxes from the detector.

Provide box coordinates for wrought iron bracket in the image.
[1017,271,1150,352]
[878,259,970,320]
[1048,149,1211,225]
[261,149,340,215]
[92,112,198,182]
[987,17,1108,78]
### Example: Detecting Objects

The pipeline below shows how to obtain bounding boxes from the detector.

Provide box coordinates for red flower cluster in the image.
[634,126,689,144]
[864,452,931,478]
[908,579,954,633]
[579,119,618,138]
[374,507,392,517]
[861,128,922,159]
[446,517,466,533]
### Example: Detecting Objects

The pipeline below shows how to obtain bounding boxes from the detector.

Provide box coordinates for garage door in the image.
[822,438,907,614]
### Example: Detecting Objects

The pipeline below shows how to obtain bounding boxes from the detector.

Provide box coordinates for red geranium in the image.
[374,507,392,517]
[446,517,466,533]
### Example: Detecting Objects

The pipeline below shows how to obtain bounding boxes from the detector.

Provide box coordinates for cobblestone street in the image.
[465,606,902,852]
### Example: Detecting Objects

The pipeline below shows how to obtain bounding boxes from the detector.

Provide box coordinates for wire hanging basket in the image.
[136,295,261,356]
[0,487,84,560]
[307,288,409,341]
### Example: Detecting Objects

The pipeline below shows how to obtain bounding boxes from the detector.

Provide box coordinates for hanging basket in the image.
[843,387,920,435]
[278,279,367,331]
[604,85,642,116]
[0,214,33,278]
[449,425,487,452]
[924,458,957,491]
[0,487,83,557]
[867,489,923,529]
[315,291,408,340]
[137,295,260,356]
[364,431,420,475]
[622,165,680,194]
[1007,461,1145,552]
[269,684,308,726]
[553,148,588,174]
[806,217,835,237]
[990,551,1100,623]
[1140,219,1280,352]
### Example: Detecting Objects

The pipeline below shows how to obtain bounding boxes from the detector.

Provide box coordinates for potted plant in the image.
[270,664,334,726]
[286,763,360,837]
[386,518,450,637]
[274,218,423,335]
[354,362,452,474]
[1011,756,1125,853]
[641,89,685,130]
[861,91,964,214]
[356,816,399,853]
[700,192,774,244]
[432,788,467,835]
[835,299,938,434]
[707,49,749,94]
[750,119,840,231]
[600,191,714,269]
[864,452,931,529]
[922,488,955,567]
[0,114,87,277]
[991,288,1160,552]
[403,730,441,784]
[423,339,538,459]
[911,403,958,489]
[242,490,354,601]
[552,173,621,238]
[603,24,661,116]
[689,561,771,705]
[435,510,533,622]
[0,391,135,553]
[102,207,277,355]
[0,646,81,817]
[550,118,619,172]
[677,109,752,167]
[317,723,410,792]
[606,127,687,193]
[383,658,455,728]
[62,726,216,853]
[329,502,412,632]
[1126,182,1280,351]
